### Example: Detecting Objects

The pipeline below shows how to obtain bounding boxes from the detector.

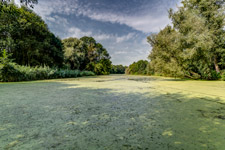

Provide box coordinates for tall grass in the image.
[0,63,95,82]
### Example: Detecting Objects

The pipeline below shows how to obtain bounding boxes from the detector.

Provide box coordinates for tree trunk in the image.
[214,56,220,73]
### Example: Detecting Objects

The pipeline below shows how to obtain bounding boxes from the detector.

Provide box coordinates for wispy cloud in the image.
[67,27,135,43]
[31,0,180,65]
[74,10,171,33]
[34,0,179,33]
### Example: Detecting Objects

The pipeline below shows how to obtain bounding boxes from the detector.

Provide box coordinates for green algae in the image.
[0,75,225,149]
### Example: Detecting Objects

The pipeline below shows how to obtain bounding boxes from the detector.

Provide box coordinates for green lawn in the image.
[0,75,225,150]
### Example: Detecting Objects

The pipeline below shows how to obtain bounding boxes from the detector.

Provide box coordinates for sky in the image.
[16,0,180,66]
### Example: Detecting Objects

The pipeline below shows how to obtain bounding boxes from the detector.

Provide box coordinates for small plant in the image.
[0,49,13,65]
[222,71,225,81]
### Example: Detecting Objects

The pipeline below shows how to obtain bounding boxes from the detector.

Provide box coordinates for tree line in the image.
[126,0,225,80]
[0,1,127,82]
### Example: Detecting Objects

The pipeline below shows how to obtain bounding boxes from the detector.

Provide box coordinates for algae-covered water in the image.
[0,75,225,150]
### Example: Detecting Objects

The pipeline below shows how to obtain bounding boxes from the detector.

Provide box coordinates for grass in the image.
[0,75,225,149]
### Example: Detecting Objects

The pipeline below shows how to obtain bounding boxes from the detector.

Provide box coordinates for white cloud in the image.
[33,0,180,33]
[67,27,135,43]
[114,51,128,55]
[34,0,79,20]
[68,27,92,38]
[30,0,180,65]
[76,10,171,33]
[115,33,135,43]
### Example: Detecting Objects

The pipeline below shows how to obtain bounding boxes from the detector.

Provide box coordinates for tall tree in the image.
[147,0,225,79]
[170,0,225,73]
[80,36,112,74]
[63,38,88,70]
[148,26,183,77]
[0,3,64,67]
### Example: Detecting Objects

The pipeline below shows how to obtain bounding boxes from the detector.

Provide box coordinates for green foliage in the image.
[0,63,95,82]
[94,59,112,75]
[0,49,12,65]
[0,3,111,82]
[63,37,88,70]
[63,36,112,75]
[0,3,64,67]
[110,65,127,74]
[0,50,94,82]
[222,71,225,81]
[126,60,149,75]
[147,0,225,80]
[148,26,184,78]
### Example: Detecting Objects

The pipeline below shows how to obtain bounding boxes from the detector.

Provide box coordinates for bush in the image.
[0,63,95,82]
[126,60,149,75]
[80,71,95,76]
[0,50,95,82]
[222,71,225,81]
[110,65,127,74]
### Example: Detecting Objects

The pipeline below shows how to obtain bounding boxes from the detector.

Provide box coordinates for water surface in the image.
[0,75,225,150]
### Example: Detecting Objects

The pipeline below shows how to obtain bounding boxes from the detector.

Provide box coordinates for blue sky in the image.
[17,0,180,65]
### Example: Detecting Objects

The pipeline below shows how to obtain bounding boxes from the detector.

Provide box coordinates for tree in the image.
[0,3,64,67]
[63,38,88,70]
[110,65,127,74]
[176,0,225,73]
[62,36,112,74]
[126,60,148,75]
[147,0,225,80]
[147,26,183,77]
[80,36,112,74]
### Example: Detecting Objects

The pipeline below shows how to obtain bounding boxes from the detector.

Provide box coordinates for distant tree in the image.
[126,60,148,75]
[63,38,88,70]
[80,36,112,75]
[62,36,112,74]
[110,65,127,74]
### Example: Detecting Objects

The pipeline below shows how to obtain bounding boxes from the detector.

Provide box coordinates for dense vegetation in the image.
[1,0,225,81]
[0,1,112,81]
[110,65,127,74]
[125,60,148,75]
[63,37,112,75]
[0,50,94,82]
[0,2,64,67]
[147,0,225,80]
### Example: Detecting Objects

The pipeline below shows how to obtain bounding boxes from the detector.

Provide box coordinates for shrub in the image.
[222,71,225,81]
[0,63,95,82]
[80,71,95,76]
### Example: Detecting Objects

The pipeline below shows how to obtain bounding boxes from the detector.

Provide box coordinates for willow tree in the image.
[148,0,225,79]
[169,0,225,74]
[148,26,184,77]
